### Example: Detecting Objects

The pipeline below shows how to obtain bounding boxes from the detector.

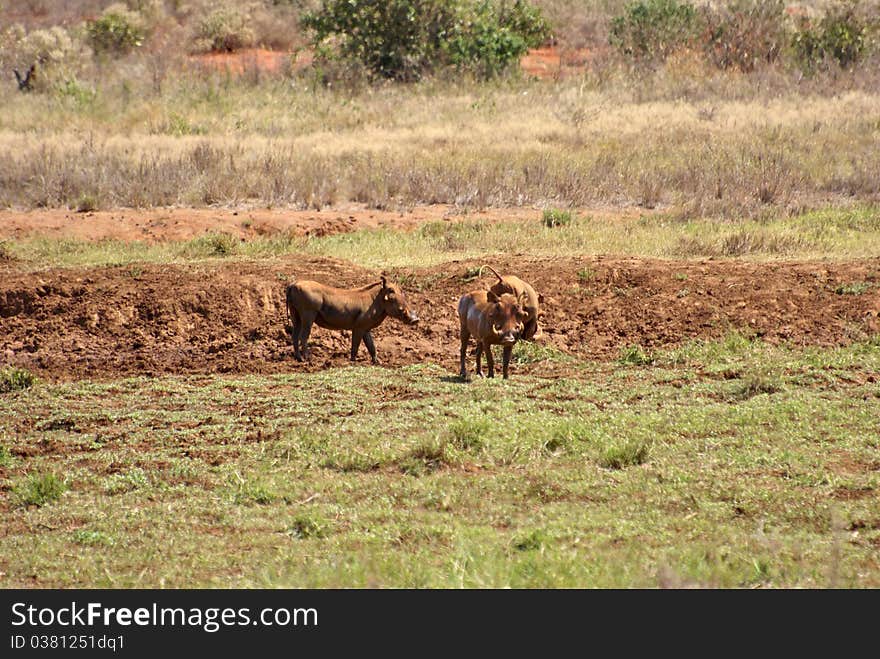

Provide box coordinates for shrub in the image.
[609,0,700,63]
[86,3,148,56]
[449,417,491,451]
[15,472,66,507]
[542,208,572,227]
[598,439,651,469]
[302,0,550,81]
[618,344,654,366]
[287,514,329,539]
[699,0,787,72]
[191,2,257,53]
[0,25,92,92]
[0,367,37,393]
[792,2,871,70]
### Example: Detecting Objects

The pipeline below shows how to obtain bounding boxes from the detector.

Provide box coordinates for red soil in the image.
[2,254,877,381]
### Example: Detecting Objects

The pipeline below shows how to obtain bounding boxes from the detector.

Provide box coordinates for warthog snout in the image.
[406,312,420,325]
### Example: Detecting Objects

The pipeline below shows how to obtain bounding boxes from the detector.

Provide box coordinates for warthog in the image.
[481,266,542,340]
[285,276,419,364]
[458,289,529,380]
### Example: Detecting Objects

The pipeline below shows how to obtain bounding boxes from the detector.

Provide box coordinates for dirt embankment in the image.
[1,256,878,380]
[0,206,552,243]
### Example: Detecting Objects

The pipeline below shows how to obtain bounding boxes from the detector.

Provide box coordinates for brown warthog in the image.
[458,289,529,380]
[285,276,419,364]
[480,266,542,340]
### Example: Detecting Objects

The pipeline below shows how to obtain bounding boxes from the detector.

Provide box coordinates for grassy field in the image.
[4,205,880,271]
[1,336,878,588]
[2,0,879,591]
[1,75,879,215]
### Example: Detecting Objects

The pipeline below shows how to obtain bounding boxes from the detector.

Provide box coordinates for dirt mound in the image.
[520,46,597,79]
[0,206,552,243]
[2,257,878,380]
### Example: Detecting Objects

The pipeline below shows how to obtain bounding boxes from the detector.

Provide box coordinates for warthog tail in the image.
[478,265,503,283]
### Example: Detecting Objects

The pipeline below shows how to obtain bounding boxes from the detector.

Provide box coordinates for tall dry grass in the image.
[0,71,878,215]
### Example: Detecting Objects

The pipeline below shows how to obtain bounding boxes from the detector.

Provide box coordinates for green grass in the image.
[0,338,878,588]
[5,205,880,270]
[13,472,67,507]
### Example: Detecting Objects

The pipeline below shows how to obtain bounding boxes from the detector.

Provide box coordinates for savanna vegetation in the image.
[1,1,878,589]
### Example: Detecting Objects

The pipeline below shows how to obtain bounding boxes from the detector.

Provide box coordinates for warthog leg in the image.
[502,345,513,379]
[363,331,379,365]
[459,327,471,380]
[475,342,484,378]
[298,313,316,361]
[484,341,495,378]
[350,330,363,361]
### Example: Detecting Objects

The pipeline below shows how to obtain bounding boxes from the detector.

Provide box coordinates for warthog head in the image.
[379,276,419,325]
[486,290,528,345]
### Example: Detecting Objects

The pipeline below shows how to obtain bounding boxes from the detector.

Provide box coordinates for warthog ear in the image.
[380,274,388,289]
[538,293,545,304]
[487,290,499,303]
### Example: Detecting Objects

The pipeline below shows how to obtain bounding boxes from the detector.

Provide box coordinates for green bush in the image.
[792,2,871,70]
[0,367,37,393]
[15,473,66,507]
[700,0,787,71]
[86,3,147,56]
[542,208,572,227]
[609,0,699,63]
[302,0,550,81]
[191,3,256,53]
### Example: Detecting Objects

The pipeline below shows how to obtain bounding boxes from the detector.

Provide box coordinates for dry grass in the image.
[0,75,878,215]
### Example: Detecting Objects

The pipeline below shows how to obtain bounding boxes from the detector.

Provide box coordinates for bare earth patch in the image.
[0,205,638,243]
[1,255,877,380]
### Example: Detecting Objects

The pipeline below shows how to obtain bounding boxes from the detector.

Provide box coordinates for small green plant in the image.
[449,417,491,451]
[542,208,573,228]
[511,529,547,552]
[598,439,651,469]
[618,344,654,366]
[461,266,483,283]
[0,446,13,467]
[729,372,782,400]
[834,282,870,295]
[577,267,595,281]
[73,529,115,546]
[609,0,700,63]
[182,233,239,258]
[286,513,328,539]
[397,439,450,476]
[15,472,66,507]
[75,193,99,213]
[233,481,277,505]
[512,342,571,364]
[0,367,37,393]
[86,3,147,56]
[104,468,150,495]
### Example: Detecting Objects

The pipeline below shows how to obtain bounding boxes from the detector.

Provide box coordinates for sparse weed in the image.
[618,344,654,366]
[15,472,66,507]
[286,514,328,539]
[598,439,651,469]
[449,417,491,452]
[0,367,37,394]
[542,208,573,228]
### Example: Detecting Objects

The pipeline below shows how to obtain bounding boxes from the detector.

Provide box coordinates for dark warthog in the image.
[458,289,529,380]
[285,276,419,364]
[480,266,542,340]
